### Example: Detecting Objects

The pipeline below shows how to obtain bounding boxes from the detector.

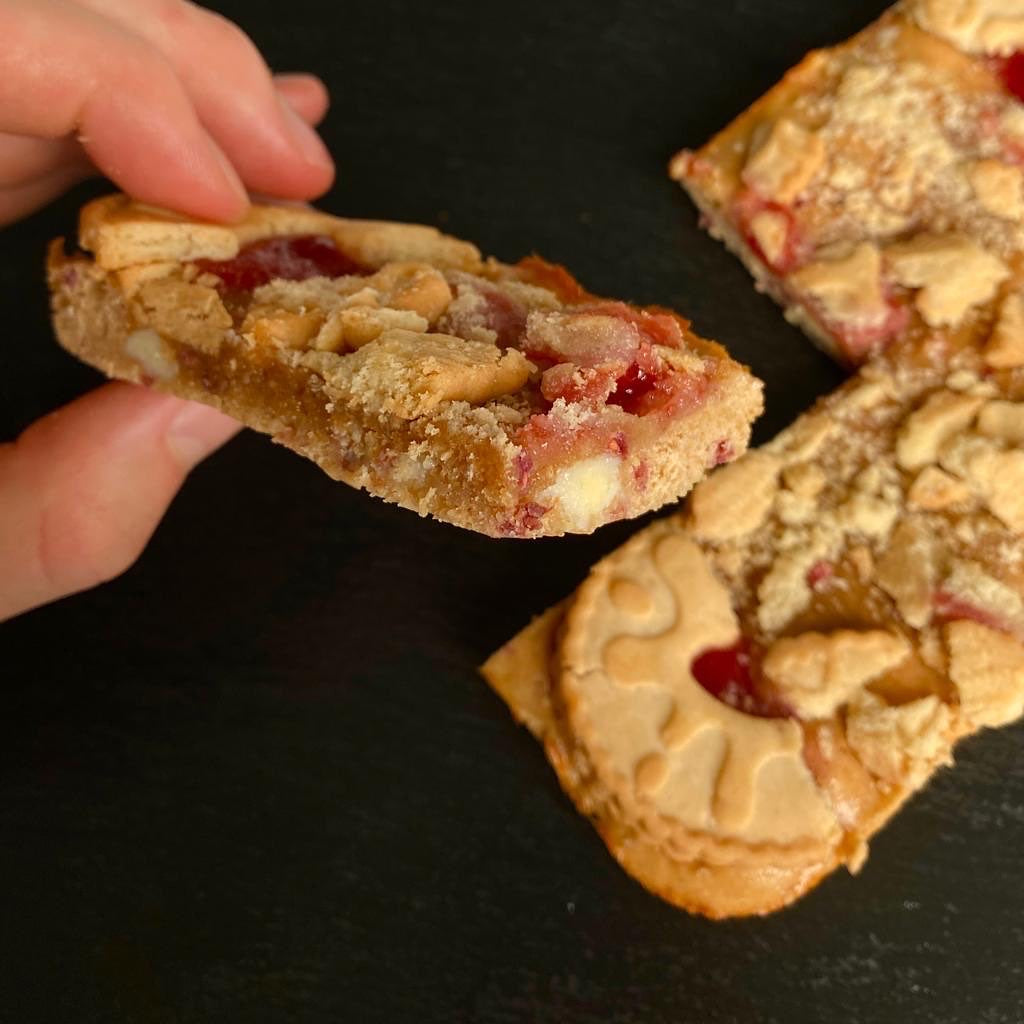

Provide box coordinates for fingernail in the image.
[165,401,241,469]
[279,97,334,171]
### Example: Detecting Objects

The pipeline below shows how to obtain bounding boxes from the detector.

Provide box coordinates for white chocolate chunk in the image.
[123,328,178,380]
[538,455,621,533]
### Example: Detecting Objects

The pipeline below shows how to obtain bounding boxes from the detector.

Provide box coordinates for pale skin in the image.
[0,0,336,621]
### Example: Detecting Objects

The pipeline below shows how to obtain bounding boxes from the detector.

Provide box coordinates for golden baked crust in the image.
[672,1,1024,367]
[482,331,1024,917]
[50,196,763,538]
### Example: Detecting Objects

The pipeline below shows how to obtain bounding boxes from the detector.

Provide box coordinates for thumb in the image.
[0,382,239,621]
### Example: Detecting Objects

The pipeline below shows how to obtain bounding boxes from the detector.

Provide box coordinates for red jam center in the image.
[690,640,789,719]
[933,590,1008,633]
[1001,52,1024,102]
[607,362,659,414]
[195,235,366,290]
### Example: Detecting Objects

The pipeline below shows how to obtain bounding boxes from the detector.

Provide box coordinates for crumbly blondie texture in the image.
[50,196,762,538]
[672,0,1024,367]
[482,334,1024,918]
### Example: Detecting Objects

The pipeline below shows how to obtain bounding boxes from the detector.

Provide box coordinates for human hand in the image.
[0,0,335,621]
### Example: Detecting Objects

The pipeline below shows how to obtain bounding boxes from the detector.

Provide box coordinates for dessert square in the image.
[482,330,1024,917]
[672,0,1024,367]
[49,196,763,538]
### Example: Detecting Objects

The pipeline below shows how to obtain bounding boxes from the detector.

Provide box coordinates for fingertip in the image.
[278,97,335,177]
[83,122,251,224]
[203,138,252,221]
[275,73,331,125]
[164,400,241,469]
[0,384,243,620]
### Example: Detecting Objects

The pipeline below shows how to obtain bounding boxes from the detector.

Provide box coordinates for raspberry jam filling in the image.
[690,640,790,719]
[539,362,621,405]
[527,300,699,416]
[588,302,688,350]
[512,292,714,489]
[497,501,549,537]
[610,357,709,416]
[795,284,909,364]
[933,591,1010,633]
[999,52,1024,102]
[607,361,658,413]
[196,235,367,290]
[733,189,805,275]
[472,284,528,350]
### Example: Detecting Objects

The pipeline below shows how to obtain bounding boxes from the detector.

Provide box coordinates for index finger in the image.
[0,0,249,220]
[74,0,335,202]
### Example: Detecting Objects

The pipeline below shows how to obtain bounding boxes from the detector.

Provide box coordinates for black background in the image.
[2,1,1023,1021]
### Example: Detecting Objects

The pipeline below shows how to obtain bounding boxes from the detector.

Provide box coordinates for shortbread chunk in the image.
[49,196,762,538]
[672,0,1024,367]
[482,334,1024,917]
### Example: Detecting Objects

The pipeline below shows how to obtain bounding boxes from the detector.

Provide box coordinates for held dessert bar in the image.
[48,196,762,538]
[482,328,1024,918]
[673,0,1024,367]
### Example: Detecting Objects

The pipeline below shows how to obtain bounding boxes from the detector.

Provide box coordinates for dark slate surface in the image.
[2,1,1023,1021]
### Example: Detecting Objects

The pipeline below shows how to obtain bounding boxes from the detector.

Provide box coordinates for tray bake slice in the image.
[482,330,1024,917]
[672,0,1024,368]
[49,196,762,538]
